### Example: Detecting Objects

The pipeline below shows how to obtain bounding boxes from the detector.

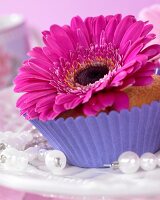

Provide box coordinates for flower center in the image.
[74,64,109,86]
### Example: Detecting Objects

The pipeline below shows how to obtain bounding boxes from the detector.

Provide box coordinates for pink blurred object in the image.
[139,4,160,74]
[0,14,30,89]
[0,186,61,200]
[0,186,25,200]
[139,4,160,45]
[1,186,160,200]
[0,48,12,89]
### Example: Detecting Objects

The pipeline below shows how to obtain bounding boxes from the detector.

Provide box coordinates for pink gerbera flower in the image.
[14,14,160,121]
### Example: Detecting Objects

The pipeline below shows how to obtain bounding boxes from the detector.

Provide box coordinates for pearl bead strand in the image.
[0,130,160,174]
[109,151,160,174]
[0,129,67,173]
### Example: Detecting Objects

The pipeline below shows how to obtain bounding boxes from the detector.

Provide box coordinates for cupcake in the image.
[14,14,160,168]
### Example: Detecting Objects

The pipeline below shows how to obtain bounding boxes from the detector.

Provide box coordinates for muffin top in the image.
[125,75,160,108]
[14,14,160,121]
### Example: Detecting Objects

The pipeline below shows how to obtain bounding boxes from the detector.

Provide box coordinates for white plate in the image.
[0,162,160,198]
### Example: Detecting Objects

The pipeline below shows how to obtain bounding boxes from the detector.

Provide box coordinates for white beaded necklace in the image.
[0,126,160,174]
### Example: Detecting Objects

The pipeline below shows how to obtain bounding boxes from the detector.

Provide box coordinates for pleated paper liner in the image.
[31,101,160,168]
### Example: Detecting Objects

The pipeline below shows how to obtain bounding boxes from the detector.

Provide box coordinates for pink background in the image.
[0,0,160,31]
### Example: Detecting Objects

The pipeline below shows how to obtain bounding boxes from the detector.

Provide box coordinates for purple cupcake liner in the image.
[31,101,160,168]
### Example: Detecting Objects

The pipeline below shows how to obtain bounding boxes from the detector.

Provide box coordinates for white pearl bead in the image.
[25,147,40,161]
[2,147,29,171]
[140,152,157,171]
[3,138,25,150]
[38,149,47,161]
[45,150,67,172]
[156,151,160,167]
[19,132,33,143]
[118,151,140,174]
[0,143,6,151]
[0,131,12,140]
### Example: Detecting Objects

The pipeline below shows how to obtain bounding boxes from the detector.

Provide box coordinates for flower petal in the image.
[94,15,106,44]
[76,29,89,48]
[113,91,129,111]
[141,24,153,36]
[64,97,83,110]
[141,44,160,60]
[97,92,115,108]
[111,71,127,86]
[71,16,90,43]
[63,25,77,48]
[83,104,97,116]
[120,21,144,48]
[55,93,78,105]
[28,47,50,62]
[105,16,119,43]
[134,76,153,86]
[114,15,136,47]
[123,43,144,63]
[50,25,74,51]
[53,103,65,113]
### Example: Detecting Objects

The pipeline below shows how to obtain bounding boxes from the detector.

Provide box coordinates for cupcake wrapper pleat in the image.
[31,101,160,168]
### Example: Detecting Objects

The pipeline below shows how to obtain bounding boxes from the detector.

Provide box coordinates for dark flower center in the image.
[75,64,109,86]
